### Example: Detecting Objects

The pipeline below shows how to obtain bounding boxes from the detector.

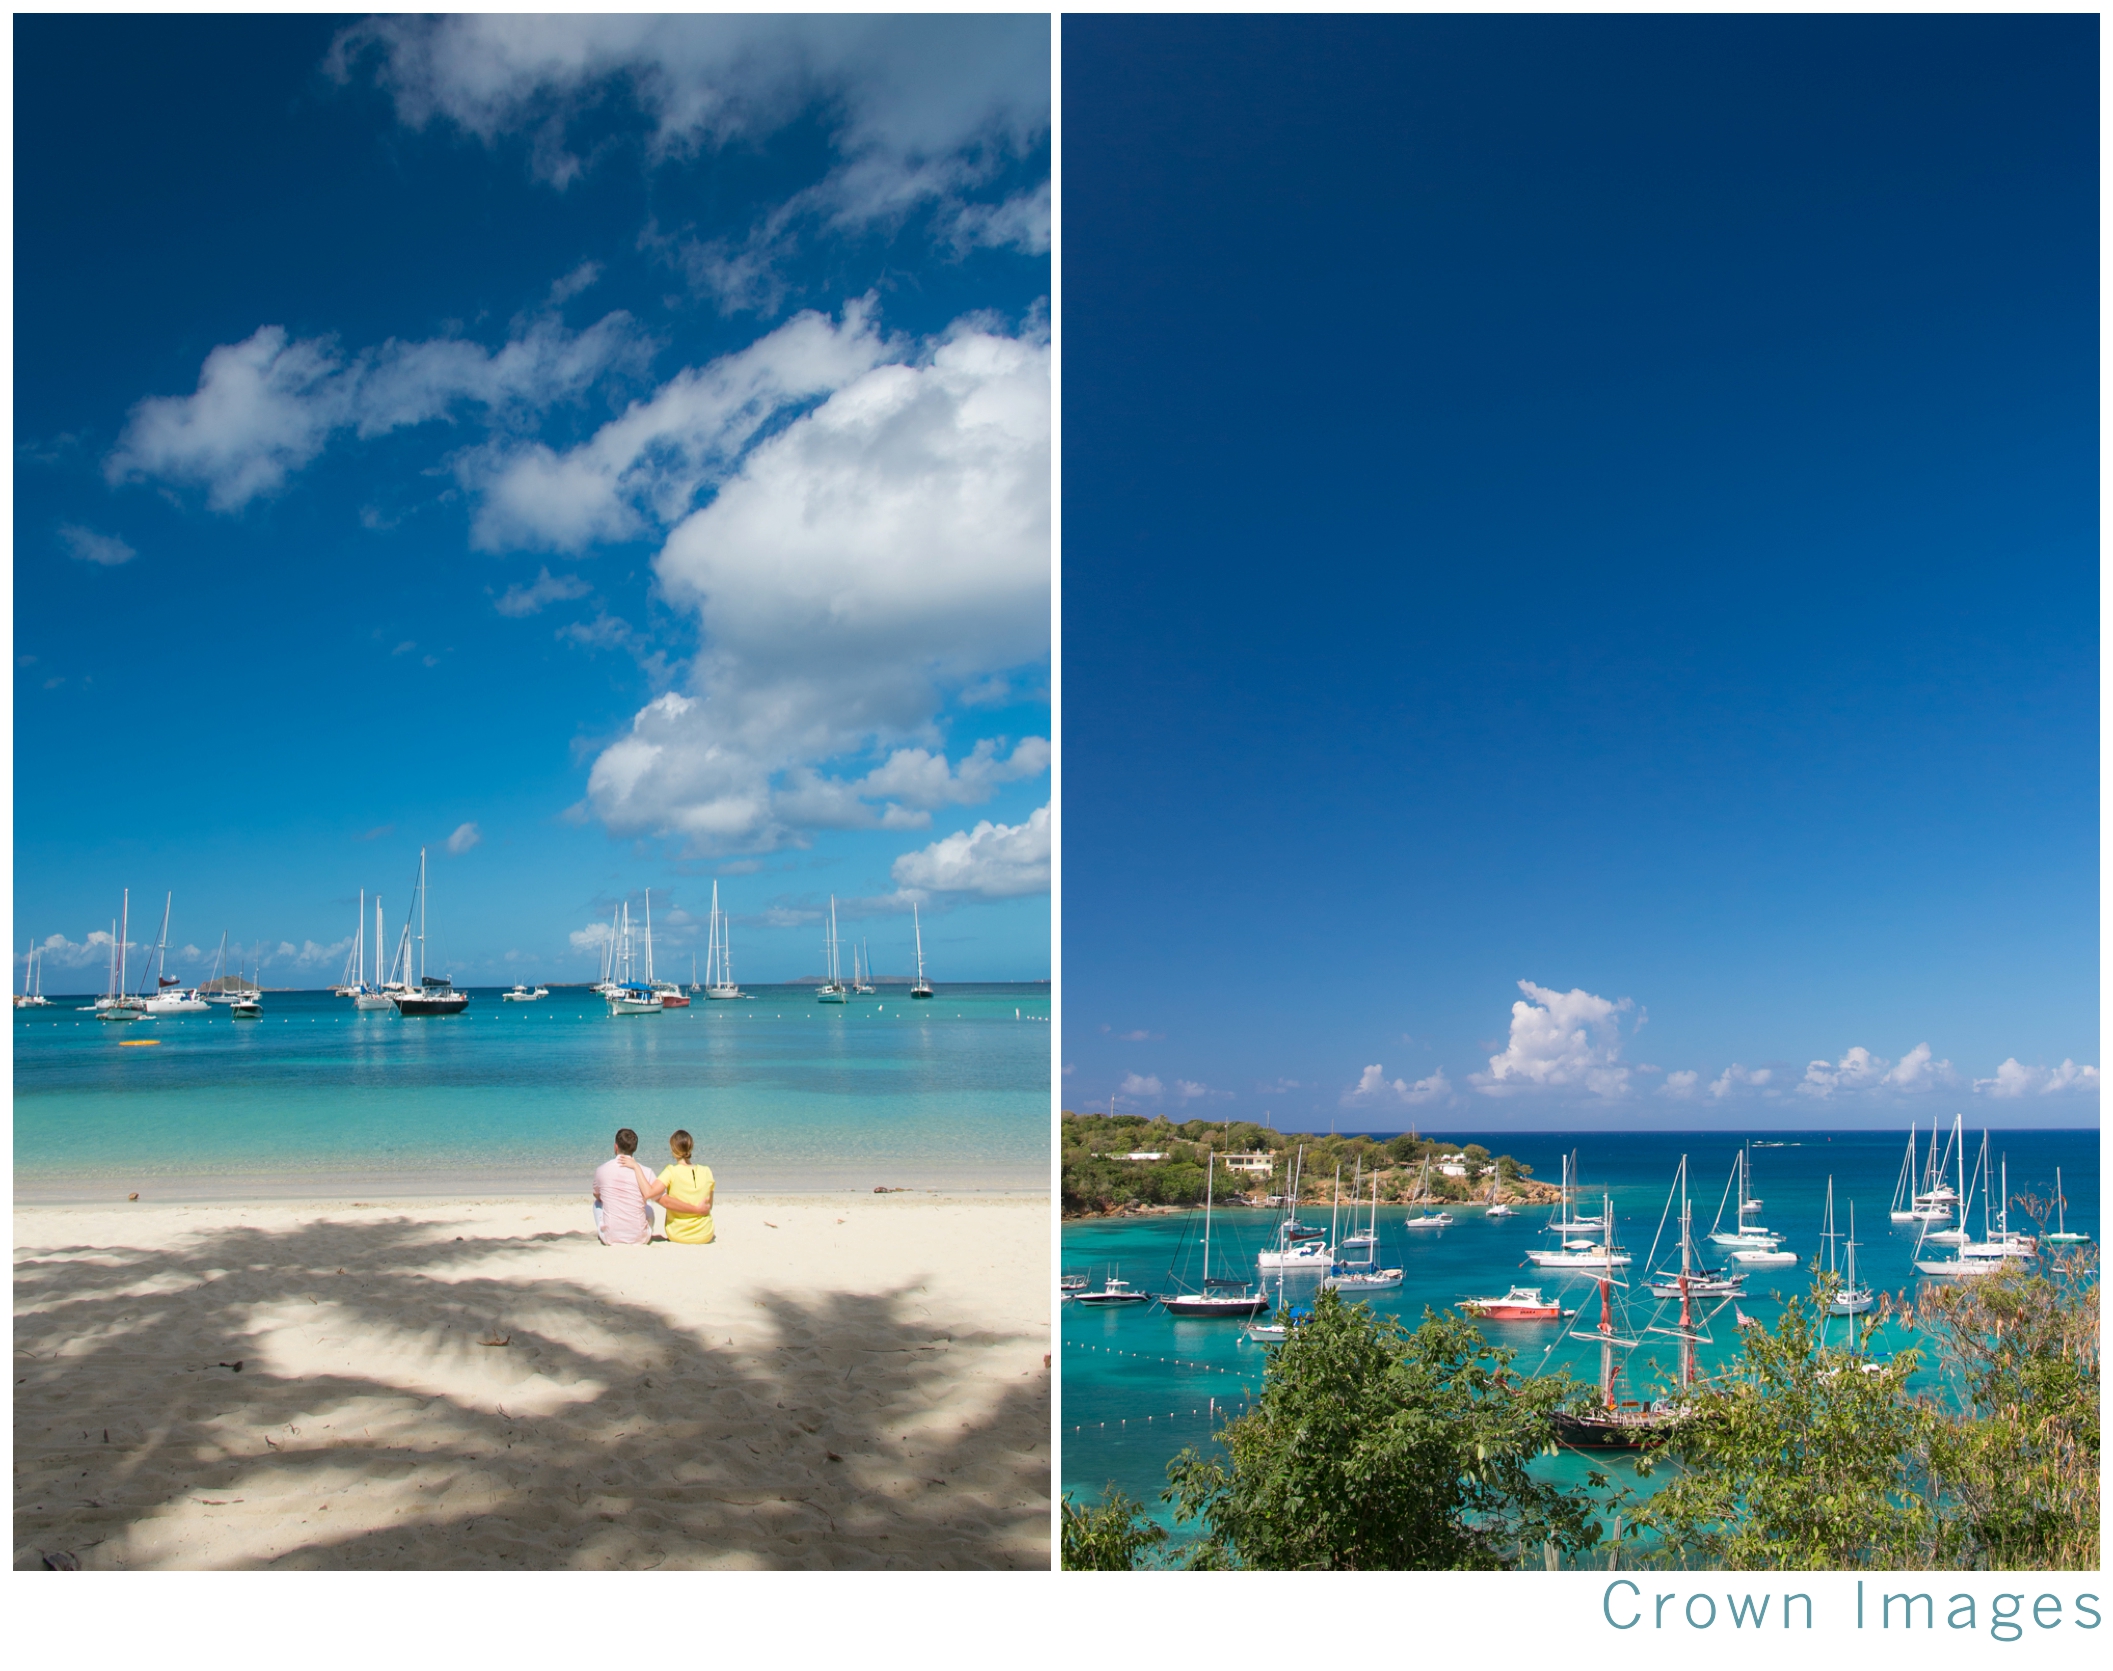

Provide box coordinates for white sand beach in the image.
[14,1192,1050,1570]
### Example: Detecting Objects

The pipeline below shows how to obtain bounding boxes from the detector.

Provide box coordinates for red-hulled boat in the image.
[1461,1284,1572,1321]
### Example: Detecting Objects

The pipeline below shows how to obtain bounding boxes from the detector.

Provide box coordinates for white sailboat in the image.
[816,897,848,1002]
[356,894,395,1007]
[854,938,877,994]
[605,900,661,1014]
[1706,1146,1781,1248]
[1642,1157,1745,1299]
[1485,1165,1514,1219]
[96,891,148,1020]
[2044,1168,2089,1245]
[141,894,208,1013]
[1821,1180,1874,1314]
[1888,1126,1922,1223]
[703,880,744,998]
[1158,1152,1272,1315]
[15,939,50,1007]
[1400,1160,1454,1228]
[1257,1147,1333,1269]
[645,890,688,1007]
[910,901,933,999]
[1324,1171,1404,1291]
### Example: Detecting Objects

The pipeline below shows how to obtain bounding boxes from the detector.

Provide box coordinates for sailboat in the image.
[853,939,877,995]
[2044,1168,2089,1244]
[1888,1126,1922,1223]
[1159,1153,1273,1315]
[140,894,208,1013]
[1484,1166,1514,1219]
[1920,1116,1975,1244]
[1324,1171,1405,1291]
[1706,1147,1782,1249]
[909,901,933,998]
[1916,1138,2029,1278]
[96,892,148,1020]
[816,897,848,1002]
[1912,1114,1960,1216]
[1643,1156,1746,1298]
[390,848,470,1015]
[703,880,744,998]
[1527,1158,1627,1266]
[605,901,662,1015]
[1822,1181,1875,1314]
[1257,1147,1334,1270]
[1401,1160,1455,1229]
[15,940,50,1007]
[1550,1204,1681,1449]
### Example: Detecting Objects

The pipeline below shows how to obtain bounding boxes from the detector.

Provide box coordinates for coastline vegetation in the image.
[1060,1111,1552,1218]
[1060,1250,2100,1572]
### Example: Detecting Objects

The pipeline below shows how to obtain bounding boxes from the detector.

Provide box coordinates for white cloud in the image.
[284,937,354,969]
[106,313,646,512]
[1173,1080,1213,1104]
[1708,1064,1775,1100]
[891,805,1049,899]
[1471,981,1634,1099]
[59,524,137,566]
[1659,1069,1702,1101]
[1798,1042,1956,1098]
[584,321,1048,854]
[329,16,1049,305]
[446,822,482,855]
[1342,1064,1450,1107]
[1974,1057,2100,1098]
[466,300,894,551]
[494,567,592,617]
[1882,1042,1955,1092]
[1120,1073,1163,1099]
[34,930,120,970]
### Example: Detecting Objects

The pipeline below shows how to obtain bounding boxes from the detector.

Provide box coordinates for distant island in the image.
[1060,1112,1558,1218]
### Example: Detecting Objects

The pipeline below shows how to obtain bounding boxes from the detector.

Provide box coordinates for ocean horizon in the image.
[16,983,1051,1203]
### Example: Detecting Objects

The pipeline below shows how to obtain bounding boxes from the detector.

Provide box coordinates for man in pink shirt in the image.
[591,1128,656,1245]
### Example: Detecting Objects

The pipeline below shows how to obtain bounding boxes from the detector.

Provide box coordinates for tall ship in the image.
[389,848,470,1016]
[702,880,743,998]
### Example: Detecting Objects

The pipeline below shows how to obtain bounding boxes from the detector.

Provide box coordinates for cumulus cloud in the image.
[1709,1064,1775,1100]
[466,300,894,551]
[494,567,593,617]
[328,16,1049,307]
[1119,1073,1163,1099]
[891,805,1050,899]
[1659,1069,1702,1101]
[105,313,647,512]
[1798,1044,1954,1098]
[1471,981,1635,1099]
[1172,1080,1213,1104]
[1974,1057,2100,1098]
[584,319,1048,854]
[34,930,121,970]
[1342,1064,1451,1107]
[446,822,482,855]
[58,524,137,566]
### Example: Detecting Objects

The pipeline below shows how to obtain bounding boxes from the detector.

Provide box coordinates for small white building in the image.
[1219,1151,1276,1175]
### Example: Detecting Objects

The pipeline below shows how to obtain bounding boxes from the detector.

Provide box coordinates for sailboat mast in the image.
[1678,1163,1695,1390]
[154,892,172,989]
[417,847,427,982]
[1202,1152,1214,1286]
[119,889,131,999]
[644,888,654,984]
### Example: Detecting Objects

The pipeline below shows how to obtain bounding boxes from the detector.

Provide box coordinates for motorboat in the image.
[1460,1285,1571,1322]
[1075,1275,1151,1308]
[606,983,663,1016]
[502,984,550,1002]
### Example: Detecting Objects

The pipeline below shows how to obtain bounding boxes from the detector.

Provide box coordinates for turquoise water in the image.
[14,983,1050,1199]
[1060,1128,2100,1538]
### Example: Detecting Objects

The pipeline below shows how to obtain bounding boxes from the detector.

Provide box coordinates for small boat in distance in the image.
[853,939,877,995]
[1400,1160,1453,1228]
[96,893,149,1021]
[1485,1168,1514,1218]
[1707,1147,1781,1248]
[501,984,549,1001]
[1060,1274,1088,1297]
[231,992,263,1018]
[910,901,933,998]
[140,893,209,1014]
[1075,1274,1152,1308]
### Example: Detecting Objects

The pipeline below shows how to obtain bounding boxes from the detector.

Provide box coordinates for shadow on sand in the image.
[15,1215,1048,1569]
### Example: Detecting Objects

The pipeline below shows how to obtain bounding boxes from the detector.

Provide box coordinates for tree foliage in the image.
[1162,1289,1601,1570]
[1059,1488,1167,1571]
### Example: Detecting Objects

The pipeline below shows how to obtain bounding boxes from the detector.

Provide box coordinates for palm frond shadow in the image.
[15,1215,1049,1569]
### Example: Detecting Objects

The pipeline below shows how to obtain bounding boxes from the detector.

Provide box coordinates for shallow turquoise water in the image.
[1060,1127,2100,1540]
[15,983,1050,1198]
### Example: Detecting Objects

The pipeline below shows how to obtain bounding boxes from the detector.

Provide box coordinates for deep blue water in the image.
[1060,1127,2100,1537]
[15,983,1050,1198]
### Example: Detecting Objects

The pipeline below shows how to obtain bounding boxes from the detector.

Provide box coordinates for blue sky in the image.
[15,15,1050,989]
[1062,15,2096,1129]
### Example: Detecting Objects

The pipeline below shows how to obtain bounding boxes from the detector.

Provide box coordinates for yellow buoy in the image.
[118,1039,161,1047]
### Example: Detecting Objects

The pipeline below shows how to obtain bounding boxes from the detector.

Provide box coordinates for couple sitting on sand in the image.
[592,1127,715,1246]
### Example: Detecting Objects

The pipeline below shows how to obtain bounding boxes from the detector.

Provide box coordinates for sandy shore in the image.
[14,1192,1050,1570]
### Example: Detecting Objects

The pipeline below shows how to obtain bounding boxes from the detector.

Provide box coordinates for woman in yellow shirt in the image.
[619,1130,715,1243]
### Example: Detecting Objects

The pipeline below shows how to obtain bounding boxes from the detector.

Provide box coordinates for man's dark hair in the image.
[615,1128,639,1155]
